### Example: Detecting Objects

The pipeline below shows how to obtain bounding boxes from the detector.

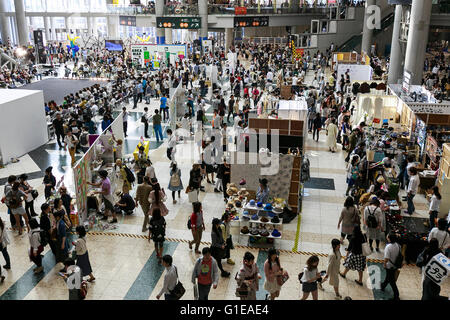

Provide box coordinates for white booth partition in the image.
[0,89,47,165]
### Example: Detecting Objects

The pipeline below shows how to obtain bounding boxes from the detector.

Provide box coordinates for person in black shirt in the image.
[59,186,72,215]
[115,186,135,215]
[39,203,57,256]
[227,95,235,123]
[43,167,56,200]
[53,113,65,148]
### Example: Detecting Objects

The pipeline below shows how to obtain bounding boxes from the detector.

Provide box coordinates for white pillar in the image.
[87,16,92,36]
[107,15,118,39]
[198,0,208,41]
[43,16,51,42]
[387,5,403,85]
[92,17,98,37]
[404,0,433,85]
[225,28,233,52]
[14,0,28,46]
[361,0,376,56]
[65,16,71,34]
[156,0,164,44]
[0,0,12,44]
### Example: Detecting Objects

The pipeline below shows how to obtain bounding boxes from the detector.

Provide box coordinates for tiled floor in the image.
[0,68,448,301]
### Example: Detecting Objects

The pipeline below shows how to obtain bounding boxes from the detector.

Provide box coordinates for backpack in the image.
[351,166,359,180]
[170,170,181,187]
[390,243,404,269]
[366,208,378,229]
[8,191,21,209]
[80,133,88,146]
[123,166,135,184]
[151,218,165,240]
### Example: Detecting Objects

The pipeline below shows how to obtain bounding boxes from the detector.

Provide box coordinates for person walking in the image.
[148,208,166,263]
[148,181,169,217]
[326,118,338,153]
[263,248,284,300]
[142,107,150,139]
[380,232,402,300]
[312,113,322,142]
[6,182,30,235]
[428,186,441,230]
[300,255,322,300]
[60,258,83,300]
[153,109,163,142]
[189,202,205,254]
[53,112,65,148]
[345,155,360,196]
[236,251,261,300]
[135,176,153,232]
[64,130,78,166]
[419,239,447,300]
[122,107,128,138]
[0,217,11,272]
[211,218,230,278]
[157,255,179,300]
[39,203,56,256]
[221,212,235,265]
[168,162,183,204]
[19,174,37,219]
[54,210,70,268]
[72,226,95,282]
[166,129,176,161]
[160,94,169,122]
[43,167,56,200]
[428,218,450,253]
[340,225,367,286]
[324,239,342,299]
[87,170,118,223]
[188,164,202,200]
[406,167,419,215]
[363,197,385,252]
[28,218,44,274]
[338,196,359,244]
[191,247,219,300]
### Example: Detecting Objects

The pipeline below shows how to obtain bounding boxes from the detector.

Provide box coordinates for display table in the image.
[385,203,428,263]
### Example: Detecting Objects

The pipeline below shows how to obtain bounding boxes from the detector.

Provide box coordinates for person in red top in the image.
[191,247,219,300]
[188,202,205,254]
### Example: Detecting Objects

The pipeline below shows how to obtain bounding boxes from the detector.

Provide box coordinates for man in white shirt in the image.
[156,255,179,300]
[428,218,450,252]
[266,70,274,83]
[406,167,419,215]
[380,232,401,300]
[166,128,176,161]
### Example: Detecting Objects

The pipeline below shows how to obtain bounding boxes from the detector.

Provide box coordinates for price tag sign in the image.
[424,253,450,285]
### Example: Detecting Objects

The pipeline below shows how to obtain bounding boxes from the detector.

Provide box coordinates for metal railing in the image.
[163,5,199,15]
[207,4,332,15]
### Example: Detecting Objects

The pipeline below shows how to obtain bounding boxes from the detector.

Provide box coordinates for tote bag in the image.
[188,190,198,203]
[361,235,371,256]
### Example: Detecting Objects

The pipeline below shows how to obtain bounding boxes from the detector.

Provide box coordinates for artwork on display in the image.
[130,44,187,68]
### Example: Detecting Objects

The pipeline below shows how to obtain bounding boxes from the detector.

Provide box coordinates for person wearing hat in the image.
[18,174,37,219]
[43,167,56,200]
[87,170,118,223]
[256,178,270,204]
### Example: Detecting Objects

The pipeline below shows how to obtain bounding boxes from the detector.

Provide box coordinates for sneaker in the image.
[3,265,10,270]
[214,188,220,193]
[34,266,44,274]
[376,248,380,252]
[370,246,374,252]
[0,276,5,283]
[227,258,235,265]
[335,294,342,300]
[318,282,324,291]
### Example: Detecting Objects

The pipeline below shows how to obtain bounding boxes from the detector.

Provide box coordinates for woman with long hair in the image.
[148,208,166,263]
[0,217,11,280]
[300,255,322,300]
[428,186,441,230]
[263,248,283,300]
[73,225,95,282]
[340,225,367,286]
[210,218,230,277]
[6,182,30,235]
[188,202,205,254]
[168,162,183,204]
[324,239,342,299]
[149,181,168,216]
[338,196,359,244]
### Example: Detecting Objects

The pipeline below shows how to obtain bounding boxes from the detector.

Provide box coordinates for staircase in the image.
[337,11,395,53]
[0,48,19,70]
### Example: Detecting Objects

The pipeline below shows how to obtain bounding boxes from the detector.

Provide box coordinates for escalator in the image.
[337,11,395,53]
[0,48,19,70]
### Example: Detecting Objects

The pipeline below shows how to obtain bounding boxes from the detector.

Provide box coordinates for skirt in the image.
[302,281,318,293]
[264,279,281,294]
[366,227,385,241]
[343,253,366,272]
[76,251,93,277]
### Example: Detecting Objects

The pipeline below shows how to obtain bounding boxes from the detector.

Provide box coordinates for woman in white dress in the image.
[326,118,339,153]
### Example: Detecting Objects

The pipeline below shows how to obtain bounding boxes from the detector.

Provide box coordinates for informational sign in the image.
[402,70,411,95]
[235,7,247,15]
[202,39,213,53]
[130,44,187,68]
[33,30,46,64]
[337,64,372,82]
[156,17,201,29]
[424,253,450,285]
[119,16,136,27]
[234,16,269,28]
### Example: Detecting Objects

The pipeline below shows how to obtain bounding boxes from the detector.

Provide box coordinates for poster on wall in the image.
[202,40,213,53]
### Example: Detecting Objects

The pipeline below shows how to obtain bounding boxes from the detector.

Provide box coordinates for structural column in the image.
[361,0,376,56]
[107,15,119,39]
[198,0,208,41]
[404,0,432,85]
[156,0,165,44]
[225,28,233,52]
[43,16,51,42]
[14,0,28,46]
[65,16,71,34]
[87,16,92,36]
[387,5,403,85]
[0,0,12,44]
[165,28,172,44]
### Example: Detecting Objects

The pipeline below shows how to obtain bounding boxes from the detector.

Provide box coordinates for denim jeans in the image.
[0,244,11,267]
[381,268,399,299]
[407,193,415,214]
[154,124,163,142]
[198,283,212,300]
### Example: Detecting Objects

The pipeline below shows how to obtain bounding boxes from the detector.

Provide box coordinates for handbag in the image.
[170,170,181,187]
[277,269,289,286]
[234,273,249,298]
[188,190,198,203]
[361,234,371,256]
[170,267,186,300]
[31,190,39,199]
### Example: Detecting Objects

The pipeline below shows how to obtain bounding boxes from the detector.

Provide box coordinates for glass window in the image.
[53,17,66,29]
[47,0,69,12]
[90,0,107,12]
[30,16,45,28]
[25,0,46,12]
[71,17,87,29]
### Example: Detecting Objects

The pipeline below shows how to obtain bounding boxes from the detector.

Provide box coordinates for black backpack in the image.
[123,166,135,184]
[390,243,404,269]
[366,208,378,229]
[80,133,88,146]
[151,218,166,240]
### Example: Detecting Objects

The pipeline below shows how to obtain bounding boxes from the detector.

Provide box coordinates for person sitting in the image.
[114,185,135,215]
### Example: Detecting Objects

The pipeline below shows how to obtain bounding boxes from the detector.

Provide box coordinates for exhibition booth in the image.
[0,89,47,165]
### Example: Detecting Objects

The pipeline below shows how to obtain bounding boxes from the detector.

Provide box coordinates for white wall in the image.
[0,89,47,163]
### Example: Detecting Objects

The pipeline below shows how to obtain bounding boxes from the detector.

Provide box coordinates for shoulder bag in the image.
[170,267,186,300]
[361,234,372,256]
[235,271,249,298]
[276,268,290,286]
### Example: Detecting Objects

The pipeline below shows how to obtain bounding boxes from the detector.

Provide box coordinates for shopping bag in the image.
[188,190,198,203]
[193,283,199,300]
[362,242,372,256]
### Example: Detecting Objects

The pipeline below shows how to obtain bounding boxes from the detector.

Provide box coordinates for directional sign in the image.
[119,16,136,27]
[234,16,269,28]
[156,17,201,29]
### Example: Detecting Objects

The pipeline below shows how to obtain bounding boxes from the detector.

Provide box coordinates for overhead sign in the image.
[156,17,201,29]
[235,7,247,15]
[119,16,136,27]
[234,16,269,28]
